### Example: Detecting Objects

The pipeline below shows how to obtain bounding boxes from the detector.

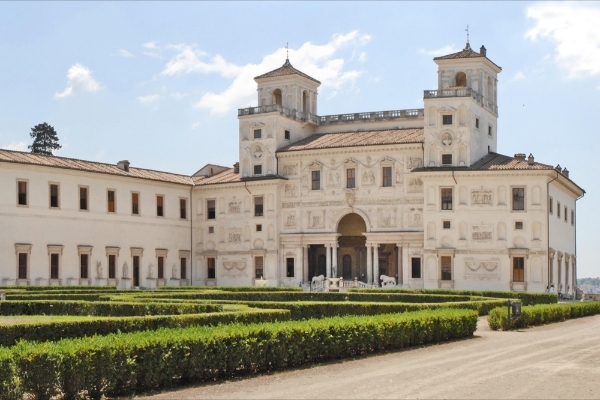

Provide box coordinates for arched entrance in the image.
[337,213,367,282]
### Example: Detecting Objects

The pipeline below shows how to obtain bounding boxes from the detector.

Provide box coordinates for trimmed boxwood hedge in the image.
[488,301,600,330]
[1,309,477,399]
[0,300,222,316]
[0,308,290,347]
[0,286,117,291]
[349,288,557,306]
[158,286,303,292]
[6,293,108,301]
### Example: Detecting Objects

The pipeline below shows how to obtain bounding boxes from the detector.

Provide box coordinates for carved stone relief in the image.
[377,208,398,228]
[464,257,500,279]
[441,132,454,146]
[407,157,423,169]
[228,198,241,214]
[283,164,297,176]
[328,170,340,187]
[409,208,423,227]
[362,169,376,185]
[222,261,247,278]
[252,144,263,160]
[345,190,355,207]
[284,184,297,197]
[227,229,242,243]
[471,190,493,206]
[284,212,296,229]
[408,177,424,193]
[471,224,493,242]
[307,210,326,229]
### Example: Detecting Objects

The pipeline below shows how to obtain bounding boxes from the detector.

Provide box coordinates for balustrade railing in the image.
[423,88,498,115]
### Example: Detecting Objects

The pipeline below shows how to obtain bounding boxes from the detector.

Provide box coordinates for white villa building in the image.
[0,42,585,294]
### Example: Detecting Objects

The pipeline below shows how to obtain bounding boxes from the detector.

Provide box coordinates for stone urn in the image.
[255,277,268,287]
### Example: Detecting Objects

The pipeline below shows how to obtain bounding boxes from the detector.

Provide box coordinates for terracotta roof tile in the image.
[0,149,193,185]
[254,59,321,84]
[434,44,501,70]
[277,128,424,152]
[412,152,554,172]
[193,168,241,186]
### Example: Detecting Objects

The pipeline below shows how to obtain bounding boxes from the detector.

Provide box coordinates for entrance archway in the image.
[337,213,367,281]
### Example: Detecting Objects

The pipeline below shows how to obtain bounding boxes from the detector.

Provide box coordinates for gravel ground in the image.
[138,315,600,399]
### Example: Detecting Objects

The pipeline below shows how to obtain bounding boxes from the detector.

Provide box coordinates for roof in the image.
[193,168,241,186]
[277,128,424,152]
[434,43,502,70]
[413,152,555,172]
[254,59,321,84]
[0,149,194,185]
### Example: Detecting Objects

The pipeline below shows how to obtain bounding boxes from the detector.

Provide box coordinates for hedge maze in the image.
[0,286,559,399]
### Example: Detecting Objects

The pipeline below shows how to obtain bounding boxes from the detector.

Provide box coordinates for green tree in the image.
[28,122,62,155]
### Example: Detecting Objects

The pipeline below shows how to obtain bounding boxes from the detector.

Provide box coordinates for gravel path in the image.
[139,315,600,399]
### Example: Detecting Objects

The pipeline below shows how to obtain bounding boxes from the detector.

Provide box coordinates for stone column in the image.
[557,252,563,292]
[573,256,577,295]
[303,245,309,283]
[565,254,571,294]
[332,243,338,278]
[373,244,379,286]
[548,250,555,289]
[366,244,373,284]
[326,244,332,278]
[396,244,403,286]
[402,243,411,286]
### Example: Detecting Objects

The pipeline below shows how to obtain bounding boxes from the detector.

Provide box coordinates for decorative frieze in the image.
[471,190,493,206]
[464,257,500,280]
[471,224,493,242]
[377,208,398,228]
[307,210,326,229]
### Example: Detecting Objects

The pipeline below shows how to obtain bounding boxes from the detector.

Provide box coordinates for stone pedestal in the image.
[145,278,157,289]
[0,290,6,300]
[120,278,132,290]
[95,278,107,287]
[157,278,166,287]
[107,278,119,287]
[2,279,15,286]
[36,278,49,286]
[67,278,79,286]
[49,279,62,286]
[168,278,180,287]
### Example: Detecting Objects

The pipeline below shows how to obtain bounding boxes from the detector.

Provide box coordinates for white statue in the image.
[380,275,396,286]
[96,261,103,278]
[311,275,325,284]
[172,263,178,279]
[122,262,129,278]
[148,262,154,278]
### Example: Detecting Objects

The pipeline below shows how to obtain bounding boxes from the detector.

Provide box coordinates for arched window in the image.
[302,90,309,113]
[273,89,282,106]
[455,72,467,87]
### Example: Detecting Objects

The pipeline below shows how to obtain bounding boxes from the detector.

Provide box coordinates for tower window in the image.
[442,154,453,165]
[455,72,467,87]
[254,196,263,217]
[382,167,392,187]
[284,130,290,140]
[50,184,59,208]
[347,168,356,189]
[207,200,216,220]
[441,188,453,210]
[442,115,453,125]
[254,129,262,139]
[488,126,492,137]
[17,181,27,206]
[312,171,321,190]
[254,165,262,175]
[475,118,480,129]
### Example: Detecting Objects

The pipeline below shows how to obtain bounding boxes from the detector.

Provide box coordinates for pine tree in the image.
[28,123,62,155]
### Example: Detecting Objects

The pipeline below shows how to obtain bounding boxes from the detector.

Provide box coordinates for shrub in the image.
[488,301,600,330]
[158,286,303,292]
[0,300,222,317]
[0,286,117,291]
[0,308,290,347]
[5,309,477,398]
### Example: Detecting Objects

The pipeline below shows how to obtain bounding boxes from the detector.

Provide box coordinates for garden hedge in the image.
[1,309,477,399]
[0,308,290,347]
[6,293,108,301]
[349,288,557,306]
[158,286,303,292]
[0,300,222,317]
[0,286,117,291]
[488,301,600,330]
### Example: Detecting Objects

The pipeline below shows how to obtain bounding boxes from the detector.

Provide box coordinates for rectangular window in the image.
[50,253,59,279]
[346,168,355,189]
[207,257,216,279]
[564,206,567,222]
[18,253,27,279]
[411,258,421,279]
[443,115,453,125]
[109,255,116,279]
[311,171,320,190]
[254,129,262,139]
[50,184,59,208]
[441,256,452,281]
[80,254,89,279]
[208,226,214,234]
[157,256,164,279]
[549,197,553,214]
[382,167,392,187]
[17,181,27,206]
[254,196,263,217]
[571,210,575,226]
[488,126,492,137]
[131,192,139,215]
[156,195,164,217]
[255,256,264,279]
[254,165,262,175]
[207,200,216,219]
[107,190,116,213]
[441,188,453,210]
[512,188,525,211]
[180,258,187,280]
[79,187,88,211]
[180,198,187,219]
[513,257,525,282]
[557,202,561,218]
[442,154,452,165]
[256,224,262,232]
[515,221,523,230]
[286,258,295,277]
[475,118,480,129]
[443,220,451,229]
[284,130,290,140]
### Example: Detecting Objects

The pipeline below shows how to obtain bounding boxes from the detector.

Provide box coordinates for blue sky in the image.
[1,1,599,277]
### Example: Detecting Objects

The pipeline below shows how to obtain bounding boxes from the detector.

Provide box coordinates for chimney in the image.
[480,45,487,56]
[234,162,239,174]
[514,153,526,161]
[555,164,561,172]
[562,168,569,178]
[527,153,534,165]
[117,160,130,172]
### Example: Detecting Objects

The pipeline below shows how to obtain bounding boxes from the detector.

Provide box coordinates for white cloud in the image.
[170,92,187,100]
[358,52,367,62]
[2,141,28,151]
[526,3,600,78]
[159,30,370,114]
[192,122,201,130]
[419,44,460,56]
[511,71,526,81]
[117,49,134,58]
[137,94,159,103]
[143,41,158,49]
[55,64,101,98]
